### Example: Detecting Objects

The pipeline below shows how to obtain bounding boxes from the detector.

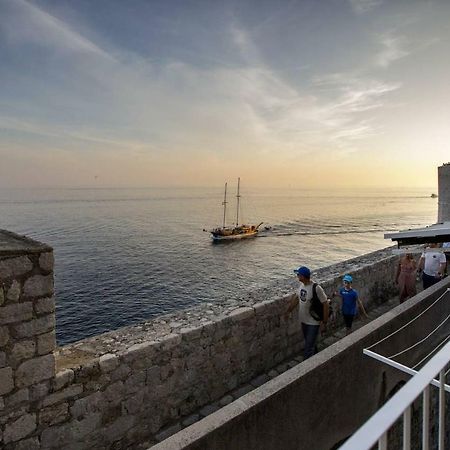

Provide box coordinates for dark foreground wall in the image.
[153,279,450,450]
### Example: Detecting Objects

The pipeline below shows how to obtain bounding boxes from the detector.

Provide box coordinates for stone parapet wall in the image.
[0,230,55,448]
[0,229,400,449]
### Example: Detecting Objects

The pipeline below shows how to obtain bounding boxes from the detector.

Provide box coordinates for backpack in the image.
[309,283,331,322]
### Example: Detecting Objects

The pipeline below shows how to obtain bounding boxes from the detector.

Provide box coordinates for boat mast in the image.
[236,177,241,226]
[222,182,227,228]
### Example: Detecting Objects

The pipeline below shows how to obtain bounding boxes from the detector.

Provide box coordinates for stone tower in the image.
[438,163,450,223]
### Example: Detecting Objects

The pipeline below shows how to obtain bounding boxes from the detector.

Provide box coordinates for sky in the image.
[0,0,449,189]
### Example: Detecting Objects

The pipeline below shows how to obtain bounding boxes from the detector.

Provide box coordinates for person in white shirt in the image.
[418,243,446,289]
[285,266,329,360]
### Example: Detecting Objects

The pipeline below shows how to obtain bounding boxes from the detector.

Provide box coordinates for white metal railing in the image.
[339,339,450,450]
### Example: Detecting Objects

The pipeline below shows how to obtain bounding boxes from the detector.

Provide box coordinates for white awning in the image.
[385,222,450,246]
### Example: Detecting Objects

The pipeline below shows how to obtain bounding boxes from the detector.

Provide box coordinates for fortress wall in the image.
[0,230,400,449]
[155,279,450,450]
[0,231,56,448]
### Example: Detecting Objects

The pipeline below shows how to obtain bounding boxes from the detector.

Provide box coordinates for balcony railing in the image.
[339,339,450,450]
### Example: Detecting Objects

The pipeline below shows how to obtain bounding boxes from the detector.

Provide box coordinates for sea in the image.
[0,186,437,345]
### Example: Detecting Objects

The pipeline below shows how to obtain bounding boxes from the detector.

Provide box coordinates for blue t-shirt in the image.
[339,287,358,316]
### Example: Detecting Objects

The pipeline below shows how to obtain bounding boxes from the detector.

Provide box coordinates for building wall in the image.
[0,230,401,449]
[438,162,450,222]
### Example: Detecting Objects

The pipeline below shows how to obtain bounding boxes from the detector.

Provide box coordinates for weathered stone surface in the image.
[0,256,33,279]
[23,275,53,298]
[70,391,103,420]
[34,297,55,315]
[0,350,5,367]
[30,382,49,401]
[5,388,29,408]
[0,285,4,305]
[155,423,182,442]
[40,413,102,447]
[3,413,36,444]
[99,353,119,373]
[124,371,145,394]
[6,280,21,303]
[37,331,56,355]
[0,366,14,395]
[39,403,69,426]
[0,326,9,347]
[228,307,255,322]
[103,415,136,443]
[13,436,40,450]
[16,354,55,387]
[11,340,36,365]
[12,315,55,338]
[104,381,124,405]
[0,302,33,325]
[39,252,54,272]
[121,392,143,415]
[53,368,74,391]
[42,384,83,407]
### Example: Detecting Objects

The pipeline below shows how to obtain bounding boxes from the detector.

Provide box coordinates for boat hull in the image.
[211,230,258,241]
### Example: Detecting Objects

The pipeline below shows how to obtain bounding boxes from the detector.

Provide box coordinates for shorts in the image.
[343,314,355,329]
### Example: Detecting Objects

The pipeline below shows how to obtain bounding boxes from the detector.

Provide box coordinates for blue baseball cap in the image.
[294,266,311,278]
[343,274,353,283]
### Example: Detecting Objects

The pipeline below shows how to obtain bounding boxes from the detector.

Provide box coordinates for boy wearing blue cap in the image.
[332,274,367,335]
[287,266,329,360]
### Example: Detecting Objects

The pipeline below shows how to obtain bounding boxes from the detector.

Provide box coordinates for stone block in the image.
[160,333,182,351]
[37,331,56,355]
[39,252,54,272]
[16,354,55,388]
[6,280,21,302]
[145,365,161,385]
[30,382,49,401]
[103,415,136,443]
[0,326,9,347]
[228,307,255,322]
[71,391,104,420]
[0,350,5,367]
[0,285,4,305]
[0,303,33,325]
[122,392,144,415]
[0,366,14,395]
[3,413,36,444]
[23,274,54,298]
[104,380,124,405]
[110,363,131,382]
[5,388,29,408]
[42,384,83,407]
[12,315,55,338]
[124,370,146,394]
[12,437,40,450]
[0,256,33,279]
[52,368,74,391]
[11,340,36,365]
[155,423,182,442]
[99,353,119,373]
[34,297,55,315]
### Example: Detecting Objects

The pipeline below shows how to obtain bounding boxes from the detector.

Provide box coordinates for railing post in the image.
[403,405,411,449]
[439,369,445,450]
[422,385,430,450]
[378,433,387,450]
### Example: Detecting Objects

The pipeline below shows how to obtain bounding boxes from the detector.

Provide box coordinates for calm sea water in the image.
[0,187,437,345]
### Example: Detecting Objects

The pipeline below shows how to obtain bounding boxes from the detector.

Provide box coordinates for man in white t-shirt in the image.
[286,266,329,360]
[418,243,446,289]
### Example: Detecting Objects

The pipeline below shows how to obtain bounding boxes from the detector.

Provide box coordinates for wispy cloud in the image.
[1,0,116,61]
[349,0,383,14]
[374,32,409,67]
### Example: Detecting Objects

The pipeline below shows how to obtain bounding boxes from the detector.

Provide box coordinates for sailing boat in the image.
[207,178,263,241]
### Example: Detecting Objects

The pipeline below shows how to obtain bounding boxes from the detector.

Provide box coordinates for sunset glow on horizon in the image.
[1,0,449,189]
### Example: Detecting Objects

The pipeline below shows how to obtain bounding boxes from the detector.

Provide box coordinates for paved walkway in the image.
[150,295,403,446]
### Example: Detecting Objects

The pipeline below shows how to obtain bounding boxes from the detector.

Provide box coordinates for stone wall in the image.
[0,230,400,449]
[0,230,55,448]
